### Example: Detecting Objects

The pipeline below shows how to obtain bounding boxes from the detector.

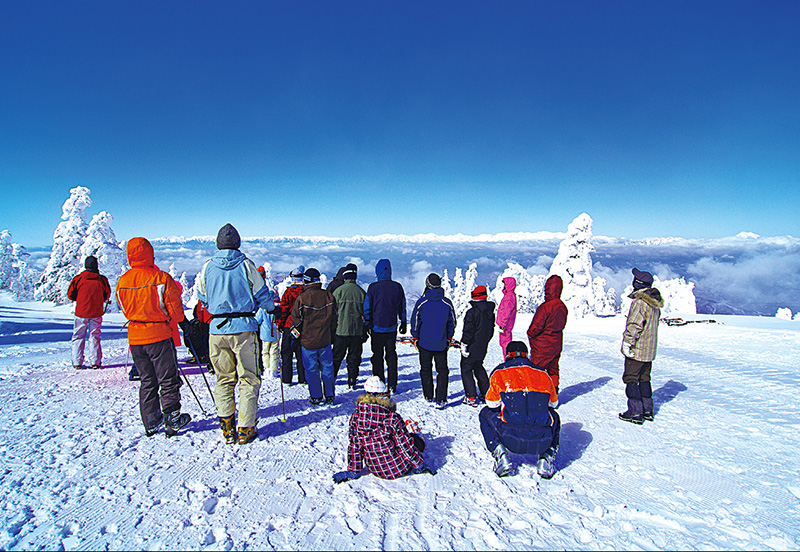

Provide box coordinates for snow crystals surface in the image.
[1,292,799,550]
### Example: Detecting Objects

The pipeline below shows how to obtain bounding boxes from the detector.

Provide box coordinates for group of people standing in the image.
[67,222,662,480]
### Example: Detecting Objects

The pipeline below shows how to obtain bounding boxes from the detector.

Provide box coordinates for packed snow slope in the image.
[1,294,799,550]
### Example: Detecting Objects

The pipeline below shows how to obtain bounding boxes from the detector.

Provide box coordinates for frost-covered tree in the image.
[79,211,126,298]
[0,230,14,289]
[549,213,600,319]
[36,187,92,304]
[592,276,617,316]
[441,269,453,300]
[776,307,793,320]
[452,268,464,309]
[492,262,545,314]
[9,243,37,299]
[0,231,38,299]
[450,263,479,319]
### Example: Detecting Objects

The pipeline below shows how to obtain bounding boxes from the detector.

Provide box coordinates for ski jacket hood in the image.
[347,394,422,479]
[628,287,664,308]
[375,259,392,281]
[209,248,247,271]
[126,237,155,268]
[544,275,563,302]
[502,277,517,294]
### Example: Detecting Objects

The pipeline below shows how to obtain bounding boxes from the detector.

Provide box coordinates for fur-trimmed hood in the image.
[629,287,664,308]
[355,393,396,412]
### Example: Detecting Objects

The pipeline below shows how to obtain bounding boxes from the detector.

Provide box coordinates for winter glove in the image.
[399,322,407,335]
[268,305,282,318]
[621,342,634,358]
[333,470,362,484]
[460,346,470,358]
[405,419,420,434]
[362,327,370,343]
[407,464,436,477]
[178,318,191,334]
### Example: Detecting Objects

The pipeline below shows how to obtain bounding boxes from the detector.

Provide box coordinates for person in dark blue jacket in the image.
[411,273,457,408]
[364,259,407,394]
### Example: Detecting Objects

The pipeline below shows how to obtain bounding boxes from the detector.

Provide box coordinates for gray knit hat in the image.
[216,223,241,250]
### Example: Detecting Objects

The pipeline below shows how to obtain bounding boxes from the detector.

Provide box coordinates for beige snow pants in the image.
[209,331,261,428]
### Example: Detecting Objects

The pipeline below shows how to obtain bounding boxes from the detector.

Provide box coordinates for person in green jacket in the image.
[332,264,367,389]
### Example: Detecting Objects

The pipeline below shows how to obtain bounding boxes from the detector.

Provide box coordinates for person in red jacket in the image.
[278,266,306,385]
[526,275,568,390]
[67,255,111,369]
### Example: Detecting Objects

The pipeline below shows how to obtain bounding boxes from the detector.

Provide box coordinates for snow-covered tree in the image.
[492,262,545,314]
[776,307,793,320]
[0,231,38,300]
[9,243,37,299]
[452,268,464,309]
[592,276,617,316]
[36,187,92,304]
[0,230,14,289]
[441,269,453,300]
[179,272,192,305]
[549,213,603,319]
[449,264,479,319]
[79,211,126,299]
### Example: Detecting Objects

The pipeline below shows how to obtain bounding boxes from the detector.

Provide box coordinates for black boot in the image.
[640,381,654,421]
[619,382,644,424]
[165,410,191,437]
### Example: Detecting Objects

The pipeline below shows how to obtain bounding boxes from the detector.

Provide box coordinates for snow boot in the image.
[536,453,556,479]
[164,411,191,437]
[310,396,325,406]
[145,415,164,437]
[492,444,513,477]
[219,414,237,444]
[435,400,447,410]
[325,395,335,405]
[640,381,654,421]
[462,396,480,407]
[619,382,644,424]
[237,426,258,445]
[347,378,357,390]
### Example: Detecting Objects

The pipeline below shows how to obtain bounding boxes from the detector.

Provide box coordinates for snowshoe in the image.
[492,444,513,477]
[237,426,258,445]
[164,411,191,437]
[618,411,644,425]
[219,414,237,444]
[536,454,556,479]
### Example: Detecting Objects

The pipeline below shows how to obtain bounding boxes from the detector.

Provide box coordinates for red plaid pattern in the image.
[347,397,423,480]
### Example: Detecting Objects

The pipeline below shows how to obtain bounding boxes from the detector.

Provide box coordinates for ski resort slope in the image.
[1,295,799,550]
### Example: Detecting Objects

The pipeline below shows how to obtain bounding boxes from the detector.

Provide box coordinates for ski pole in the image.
[279,377,287,422]
[177,360,207,416]
[185,334,216,408]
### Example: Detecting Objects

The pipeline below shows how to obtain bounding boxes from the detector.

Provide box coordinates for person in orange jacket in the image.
[116,237,192,438]
[67,255,111,369]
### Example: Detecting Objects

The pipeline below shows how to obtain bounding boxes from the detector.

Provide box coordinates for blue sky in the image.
[2,1,799,247]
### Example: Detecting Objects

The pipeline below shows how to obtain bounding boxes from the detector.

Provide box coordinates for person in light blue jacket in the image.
[255,266,281,378]
[197,223,276,445]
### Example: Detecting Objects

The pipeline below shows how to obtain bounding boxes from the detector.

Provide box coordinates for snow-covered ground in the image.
[1,293,799,551]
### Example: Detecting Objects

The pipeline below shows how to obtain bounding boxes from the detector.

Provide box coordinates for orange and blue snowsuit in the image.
[479,355,560,458]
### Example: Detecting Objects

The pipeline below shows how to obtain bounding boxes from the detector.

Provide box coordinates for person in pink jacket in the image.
[495,277,517,357]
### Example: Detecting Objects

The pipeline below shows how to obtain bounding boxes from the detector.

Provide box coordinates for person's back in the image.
[364,259,406,393]
[116,237,190,437]
[347,376,424,480]
[527,274,568,389]
[459,286,496,405]
[333,279,366,336]
[412,286,457,352]
[277,267,307,385]
[68,255,111,369]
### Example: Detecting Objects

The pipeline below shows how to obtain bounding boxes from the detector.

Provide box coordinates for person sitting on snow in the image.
[333,376,435,483]
[479,341,560,479]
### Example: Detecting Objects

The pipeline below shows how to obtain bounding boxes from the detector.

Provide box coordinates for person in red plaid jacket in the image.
[333,376,435,483]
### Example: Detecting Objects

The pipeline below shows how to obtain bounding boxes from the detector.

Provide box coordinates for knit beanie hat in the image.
[425,273,442,290]
[303,267,321,283]
[257,265,266,279]
[84,255,99,272]
[342,263,358,280]
[364,375,388,394]
[216,223,241,250]
[632,268,654,290]
[290,265,305,282]
[471,285,488,300]
[505,340,528,359]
